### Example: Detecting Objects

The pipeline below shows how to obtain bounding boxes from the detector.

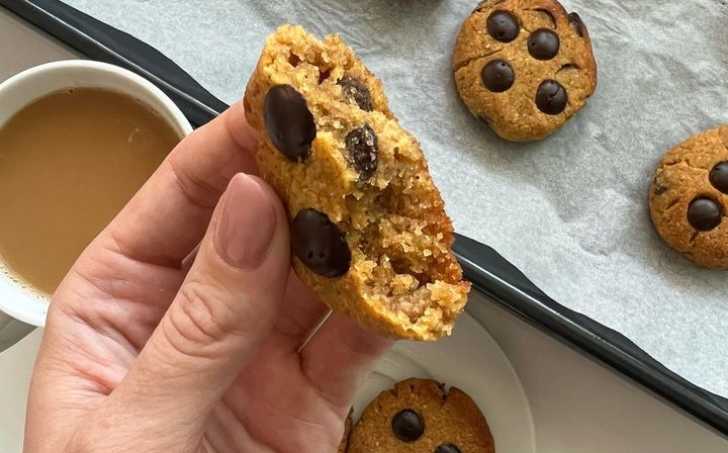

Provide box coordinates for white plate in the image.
[354,313,535,452]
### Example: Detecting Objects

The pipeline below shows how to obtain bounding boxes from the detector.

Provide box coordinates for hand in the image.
[24,101,392,453]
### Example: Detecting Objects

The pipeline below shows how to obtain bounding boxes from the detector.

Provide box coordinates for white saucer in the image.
[353,313,536,452]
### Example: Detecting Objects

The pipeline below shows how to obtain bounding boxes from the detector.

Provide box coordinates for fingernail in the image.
[215,174,277,269]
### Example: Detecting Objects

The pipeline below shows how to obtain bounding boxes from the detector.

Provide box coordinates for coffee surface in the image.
[0,88,180,295]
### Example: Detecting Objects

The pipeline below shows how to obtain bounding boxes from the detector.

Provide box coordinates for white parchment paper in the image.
[64,0,728,396]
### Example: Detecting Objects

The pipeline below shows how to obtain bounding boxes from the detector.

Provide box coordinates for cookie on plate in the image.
[453,0,597,141]
[348,378,495,452]
[649,125,728,268]
[244,25,470,340]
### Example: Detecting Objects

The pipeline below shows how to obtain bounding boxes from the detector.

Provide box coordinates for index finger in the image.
[101,101,258,267]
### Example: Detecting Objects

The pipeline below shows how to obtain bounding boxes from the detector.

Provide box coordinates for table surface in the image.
[5,0,728,397]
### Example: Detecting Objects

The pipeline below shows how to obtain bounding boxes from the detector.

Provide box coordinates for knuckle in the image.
[164,281,247,357]
[168,154,220,210]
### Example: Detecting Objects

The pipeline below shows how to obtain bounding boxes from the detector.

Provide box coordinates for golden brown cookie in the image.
[453,0,597,141]
[244,25,470,340]
[650,125,728,268]
[348,378,495,453]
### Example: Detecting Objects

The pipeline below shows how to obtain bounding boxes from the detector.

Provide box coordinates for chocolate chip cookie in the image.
[650,125,728,268]
[453,0,597,142]
[244,25,470,340]
[348,378,495,453]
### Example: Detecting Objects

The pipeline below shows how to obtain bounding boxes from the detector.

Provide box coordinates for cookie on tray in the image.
[649,125,728,268]
[348,378,495,453]
[244,25,470,341]
[453,0,597,141]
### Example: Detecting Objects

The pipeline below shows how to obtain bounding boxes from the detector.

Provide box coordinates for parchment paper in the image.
[64,0,728,396]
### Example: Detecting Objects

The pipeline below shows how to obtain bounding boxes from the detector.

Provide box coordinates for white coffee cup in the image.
[0,60,193,327]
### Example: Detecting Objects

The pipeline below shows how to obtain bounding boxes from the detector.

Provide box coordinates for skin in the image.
[23,101,392,453]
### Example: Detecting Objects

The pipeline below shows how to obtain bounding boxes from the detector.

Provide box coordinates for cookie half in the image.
[650,125,728,268]
[244,25,470,340]
[453,0,597,141]
[349,378,495,453]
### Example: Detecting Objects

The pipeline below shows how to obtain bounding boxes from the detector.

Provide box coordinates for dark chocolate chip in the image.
[288,53,301,67]
[535,80,568,115]
[687,197,723,231]
[391,409,424,442]
[264,85,316,162]
[528,28,560,60]
[487,10,519,42]
[338,76,373,111]
[568,12,588,37]
[709,162,728,194]
[481,59,515,92]
[345,124,378,180]
[435,444,462,453]
[318,67,332,84]
[291,209,351,277]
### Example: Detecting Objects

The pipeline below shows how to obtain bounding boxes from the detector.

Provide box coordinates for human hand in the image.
[24,101,391,453]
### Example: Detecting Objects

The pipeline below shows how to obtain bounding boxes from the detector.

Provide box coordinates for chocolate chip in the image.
[709,162,728,194]
[687,197,723,231]
[391,409,424,442]
[487,10,519,42]
[528,29,560,60]
[318,67,332,84]
[345,124,378,180]
[568,12,588,37]
[338,76,373,111]
[288,53,301,67]
[264,85,316,162]
[435,444,462,453]
[535,80,568,115]
[291,209,351,277]
[481,59,515,92]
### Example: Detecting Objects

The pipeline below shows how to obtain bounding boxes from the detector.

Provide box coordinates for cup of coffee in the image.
[0,60,193,327]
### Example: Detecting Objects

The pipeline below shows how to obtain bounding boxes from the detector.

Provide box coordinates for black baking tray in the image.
[3,0,727,436]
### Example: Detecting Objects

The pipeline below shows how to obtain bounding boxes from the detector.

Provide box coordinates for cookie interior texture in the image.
[348,378,495,453]
[453,0,597,141]
[244,25,470,340]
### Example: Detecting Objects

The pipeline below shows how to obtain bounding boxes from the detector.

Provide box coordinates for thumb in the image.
[109,173,289,433]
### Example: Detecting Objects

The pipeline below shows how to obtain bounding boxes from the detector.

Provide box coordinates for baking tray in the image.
[0,0,727,448]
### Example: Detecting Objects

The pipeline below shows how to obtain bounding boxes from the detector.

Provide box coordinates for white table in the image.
[0,329,41,452]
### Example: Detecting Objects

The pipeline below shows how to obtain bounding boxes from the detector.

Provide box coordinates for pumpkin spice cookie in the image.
[453,0,597,141]
[244,25,470,340]
[348,378,495,453]
[650,125,728,268]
